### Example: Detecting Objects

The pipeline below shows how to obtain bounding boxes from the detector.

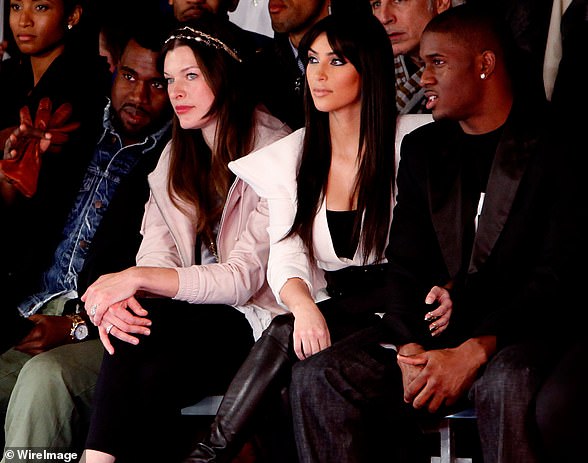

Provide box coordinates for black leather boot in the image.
[183,315,294,463]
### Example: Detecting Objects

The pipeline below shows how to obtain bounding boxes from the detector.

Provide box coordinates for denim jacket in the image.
[18,102,171,316]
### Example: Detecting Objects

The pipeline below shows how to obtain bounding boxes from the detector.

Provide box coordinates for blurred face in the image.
[111,39,170,142]
[419,31,481,124]
[371,0,447,59]
[306,33,361,116]
[9,0,74,56]
[164,45,216,131]
[168,0,225,22]
[269,0,328,42]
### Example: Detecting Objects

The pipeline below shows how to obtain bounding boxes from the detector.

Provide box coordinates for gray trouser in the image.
[0,340,103,462]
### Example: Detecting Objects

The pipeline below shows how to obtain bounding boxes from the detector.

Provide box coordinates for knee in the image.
[264,314,294,342]
[535,383,559,435]
[17,350,69,391]
[535,374,577,438]
[291,352,332,400]
[473,345,541,405]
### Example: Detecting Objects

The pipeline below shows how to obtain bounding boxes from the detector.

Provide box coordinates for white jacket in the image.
[230,128,390,306]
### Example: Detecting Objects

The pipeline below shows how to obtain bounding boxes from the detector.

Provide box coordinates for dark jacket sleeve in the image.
[76,139,165,294]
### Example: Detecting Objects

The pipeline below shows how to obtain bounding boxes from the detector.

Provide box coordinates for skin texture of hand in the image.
[82,268,144,326]
[292,303,331,360]
[81,266,178,326]
[280,277,331,360]
[14,314,72,356]
[424,285,453,336]
[397,336,496,413]
[95,299,152,355]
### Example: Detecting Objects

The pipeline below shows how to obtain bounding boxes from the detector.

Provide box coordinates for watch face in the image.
[74,324,89,340]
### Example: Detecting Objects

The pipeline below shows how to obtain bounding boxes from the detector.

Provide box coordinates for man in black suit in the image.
[259,0,330,129]
[261,0,375,130]
[289,4,585,462]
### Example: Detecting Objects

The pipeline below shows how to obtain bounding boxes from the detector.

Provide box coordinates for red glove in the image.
[0,97,80,197]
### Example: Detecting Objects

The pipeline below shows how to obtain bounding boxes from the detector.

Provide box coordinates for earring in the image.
[480,73,486,80]
[67,24,73,30]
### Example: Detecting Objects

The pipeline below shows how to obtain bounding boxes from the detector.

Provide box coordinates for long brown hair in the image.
[161,16,258,244]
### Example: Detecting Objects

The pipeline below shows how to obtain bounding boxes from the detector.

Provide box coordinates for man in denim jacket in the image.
[0,25,172,456]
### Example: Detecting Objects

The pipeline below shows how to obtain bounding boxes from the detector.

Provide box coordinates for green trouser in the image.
[0,340,103,462]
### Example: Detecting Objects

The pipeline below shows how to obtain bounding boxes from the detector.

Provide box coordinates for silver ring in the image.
[90,304,98,317]
[106,323,114,335]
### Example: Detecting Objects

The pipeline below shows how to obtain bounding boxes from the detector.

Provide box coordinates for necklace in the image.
[208,239,219,263]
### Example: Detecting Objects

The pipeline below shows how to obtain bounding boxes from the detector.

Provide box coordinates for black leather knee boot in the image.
[183,315,294,463]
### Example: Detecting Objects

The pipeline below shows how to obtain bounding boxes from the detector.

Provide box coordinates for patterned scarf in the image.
[395,55,429,114]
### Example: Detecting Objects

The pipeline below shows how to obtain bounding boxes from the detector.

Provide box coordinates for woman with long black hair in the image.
[184,12,452,463]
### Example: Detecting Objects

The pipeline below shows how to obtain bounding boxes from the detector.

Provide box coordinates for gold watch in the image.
[67,314,89,341]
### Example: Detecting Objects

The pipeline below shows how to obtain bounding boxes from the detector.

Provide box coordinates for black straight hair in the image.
[291,13,397,264]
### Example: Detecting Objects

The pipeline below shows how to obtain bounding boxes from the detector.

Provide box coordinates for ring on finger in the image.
[425,312,439,322]
[90,304,98,317]
[106,323,114,335]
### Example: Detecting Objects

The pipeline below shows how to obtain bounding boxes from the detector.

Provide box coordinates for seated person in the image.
[288,4,585,462]
[0,0,111,322]
[79,16,291,463]
[0,23,172,456]
[371,0,452,114]
[183,12,451,463]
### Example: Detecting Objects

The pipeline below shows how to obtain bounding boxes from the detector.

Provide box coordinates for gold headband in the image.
[165,26,242,63]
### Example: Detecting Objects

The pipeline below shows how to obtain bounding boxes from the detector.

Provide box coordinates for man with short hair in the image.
[0,27,172,458]
[289,4,584,462]
[168,0,240,22]
[371,0,451,114]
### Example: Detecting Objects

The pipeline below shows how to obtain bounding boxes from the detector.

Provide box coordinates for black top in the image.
[327,209,359,260]
[256,33,305,130]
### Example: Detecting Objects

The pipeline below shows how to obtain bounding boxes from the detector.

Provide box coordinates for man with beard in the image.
[168,0,239,22]
[0,24,172,457]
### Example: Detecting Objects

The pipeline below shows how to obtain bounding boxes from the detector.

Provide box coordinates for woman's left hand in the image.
[96,298,152,355]
[423,286,452,336]
[82,267,142,326]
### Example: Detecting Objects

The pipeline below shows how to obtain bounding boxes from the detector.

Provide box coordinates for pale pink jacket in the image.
[136,109,291,338]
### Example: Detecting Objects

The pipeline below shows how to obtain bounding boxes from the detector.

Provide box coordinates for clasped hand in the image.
[397,346,479,413]
[81,268,152,355]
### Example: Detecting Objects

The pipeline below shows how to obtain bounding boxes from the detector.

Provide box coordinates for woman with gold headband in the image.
[79,16,291,463]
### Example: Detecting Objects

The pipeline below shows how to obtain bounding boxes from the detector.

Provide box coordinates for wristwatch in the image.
[67,314,89,341]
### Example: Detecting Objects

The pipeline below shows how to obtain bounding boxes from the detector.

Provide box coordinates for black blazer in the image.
[257,33,305,130]
[380,101,584,349]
